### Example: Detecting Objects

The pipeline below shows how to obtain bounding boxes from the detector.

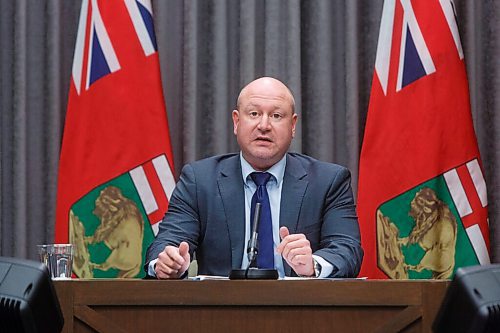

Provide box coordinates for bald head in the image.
[236,77,295,114]
[232,76,298,171]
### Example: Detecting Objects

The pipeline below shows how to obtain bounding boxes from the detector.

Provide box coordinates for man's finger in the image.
[277,227,292,253]
[288,249,312,264]
[155,260,179,279]
[277,233,307,254]
[179,241,189,258]
[164,245,185,264]
[283,240,311,261]
[279,226,290,239]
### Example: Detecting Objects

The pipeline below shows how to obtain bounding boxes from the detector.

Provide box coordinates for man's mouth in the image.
[254,136,272,142]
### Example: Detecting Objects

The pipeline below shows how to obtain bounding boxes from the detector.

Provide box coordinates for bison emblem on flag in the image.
[376,159,489,279]
[68,155,174,278]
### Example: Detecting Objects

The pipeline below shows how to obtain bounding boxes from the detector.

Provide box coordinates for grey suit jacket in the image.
[145,153,363,278]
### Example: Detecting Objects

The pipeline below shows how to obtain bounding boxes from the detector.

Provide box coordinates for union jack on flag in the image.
[375,0,463,95]
[72,0,159,94]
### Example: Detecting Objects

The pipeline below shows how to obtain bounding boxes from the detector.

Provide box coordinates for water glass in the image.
[37,244,74,279]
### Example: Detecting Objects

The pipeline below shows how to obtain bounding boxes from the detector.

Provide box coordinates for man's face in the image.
[232,78,297,171]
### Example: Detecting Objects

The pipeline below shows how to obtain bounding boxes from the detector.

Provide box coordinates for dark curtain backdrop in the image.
[1,0,499,264]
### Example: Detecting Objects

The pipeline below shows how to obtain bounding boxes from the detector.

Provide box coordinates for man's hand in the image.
[154,241,190,279]
[276,227,315,277]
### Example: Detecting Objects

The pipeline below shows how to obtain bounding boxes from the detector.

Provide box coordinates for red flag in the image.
[358,0,489,279]
[55,0,175,278]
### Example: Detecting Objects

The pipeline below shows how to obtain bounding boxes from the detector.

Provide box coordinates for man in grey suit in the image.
[145,77,363,279]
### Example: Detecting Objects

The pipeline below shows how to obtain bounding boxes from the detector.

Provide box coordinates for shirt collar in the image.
[240,152,286,186]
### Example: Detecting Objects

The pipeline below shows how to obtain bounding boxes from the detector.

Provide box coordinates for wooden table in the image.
[53,279,449,333]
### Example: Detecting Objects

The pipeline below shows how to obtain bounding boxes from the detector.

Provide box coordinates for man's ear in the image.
[232,110,239,135]
[291,113,298,138]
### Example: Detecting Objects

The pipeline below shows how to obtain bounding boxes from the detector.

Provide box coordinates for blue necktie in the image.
[250,172,274,269]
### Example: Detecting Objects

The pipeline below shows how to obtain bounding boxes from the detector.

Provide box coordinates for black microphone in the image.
[229,202,278,280]
[246,202,261,267]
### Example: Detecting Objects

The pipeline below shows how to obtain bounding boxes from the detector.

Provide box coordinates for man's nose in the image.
[257,114,271,130]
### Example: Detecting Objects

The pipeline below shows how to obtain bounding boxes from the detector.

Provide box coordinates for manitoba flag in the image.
[55,0,175,278]
[357,0,489,279]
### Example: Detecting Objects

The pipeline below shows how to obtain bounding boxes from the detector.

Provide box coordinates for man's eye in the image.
[249,112,259,117]
[272,113,282,120]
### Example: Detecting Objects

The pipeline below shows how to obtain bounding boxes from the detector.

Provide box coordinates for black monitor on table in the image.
[433,264,500,333]
[0,256,64,333]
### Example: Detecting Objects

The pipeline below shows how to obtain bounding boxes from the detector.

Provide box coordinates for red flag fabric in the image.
[55,0,175,278]
[358,0,489,279]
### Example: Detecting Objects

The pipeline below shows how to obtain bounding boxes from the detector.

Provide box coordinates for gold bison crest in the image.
[377,187,458,279]
[70,186,145,278]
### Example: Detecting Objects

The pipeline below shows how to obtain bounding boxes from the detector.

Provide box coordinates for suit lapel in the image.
[217,156,246,269]
[280,154,308,275]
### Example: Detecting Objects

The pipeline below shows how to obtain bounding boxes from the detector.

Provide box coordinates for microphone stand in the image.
[229,203,279,280]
